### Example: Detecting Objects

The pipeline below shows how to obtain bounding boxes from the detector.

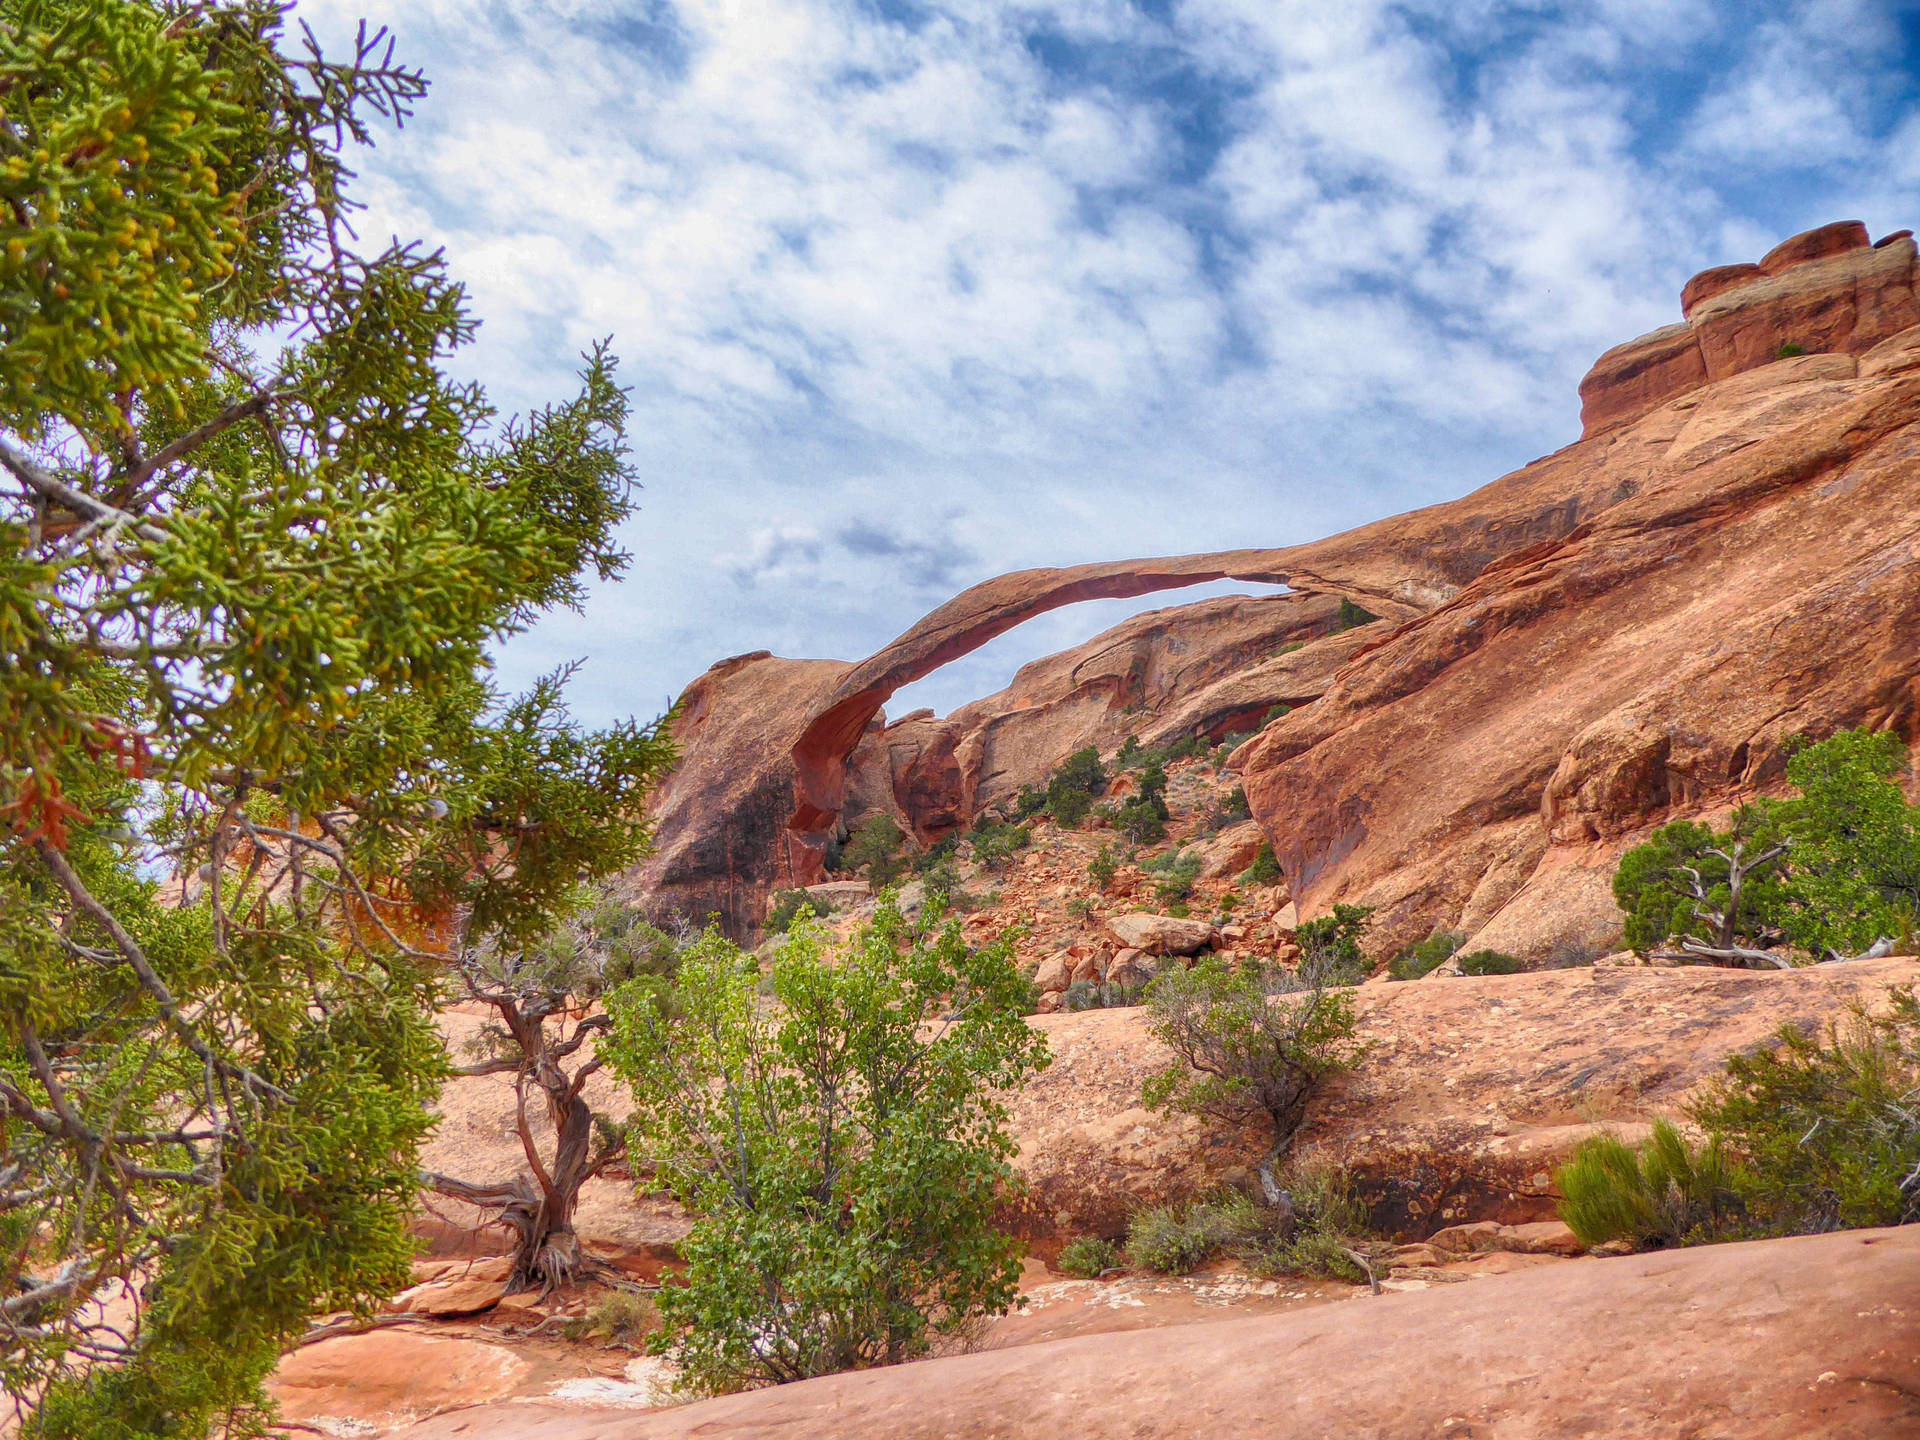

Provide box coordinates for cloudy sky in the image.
[301,0,1920,724]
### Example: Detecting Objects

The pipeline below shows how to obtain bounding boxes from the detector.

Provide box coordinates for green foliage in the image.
[844,814,909,887]
[1240,842,1281,887]
[919,858,963,911]
[1236,1164,1370,1282]
[1154,851,1203,908]
[971,816,1032,871]
[1065,896,1097,924]
[1389,930,1461,981]
[1055,1235,1120,1279]
[1612,732,1920,963]
[606,901,1050,1396]
[1014,784,1049,820]
[1115,734,1144,770]
[0,4,672,1427]
[1294,903,1373,985]
[1692,988,1920,1234]
[565,1287,656,1347]
[1336,598,1379,629]
[1110,759,1171,845]
[1126,1191,1264,1274]
[1142,957,1362,1156]
[1044,747,1107,829]
[1776,341,1809,358]
[1455,948,1525,976]
[913,835,959,873]
[1556,1121,1737,1249]
[1088,842,1119,892]
[1263,704,1292,724]
[767,888,830,935]
[1773,731,1920,957]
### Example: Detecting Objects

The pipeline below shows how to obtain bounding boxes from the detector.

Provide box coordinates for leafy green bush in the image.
[1063,977,1145,1011]
[1046,746,1108,829]
[1556,1120,1736,1249]
[1295,903,1373,985]
[913,835,959,873]
[1154,852,1203,908]
[1142,957,1362,1180]
[1455,948,1524,976]
[766,888,831,935]
[608,900,1050,1395]
[1014,784,1049,820]
[1240,843,1281,887]
[1337,598,1379,629]
[1235,1164,1370,1282]
[1388,930,1461,981]
[1088,843,1119,892]
[971,818,1033,870]
[844,814,910,887]
[1113,798,1168,846]
[1612,731,1920,964]
[1264,704,1292,724]
[1055,1235,1120,1278]
[1777,341,1809,358]
[919,859,963,911]
[1126,1192,1266,1274]
[1116,735,1145,770]
[1693,987,1920,1234]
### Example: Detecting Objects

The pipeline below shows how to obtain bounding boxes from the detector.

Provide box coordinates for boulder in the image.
[804,879,872,910]
[388,1274,507,1317]
[1103,912,1215,957]
[272,1333,531,1430]
[1679,261,1761,318]
[1757,217,1868,275]
[1104,948,1154,991]
[1193,820,1267,880]
[1031,952,1073,994]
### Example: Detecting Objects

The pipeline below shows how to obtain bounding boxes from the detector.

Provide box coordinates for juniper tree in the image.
[0,3,671,1431]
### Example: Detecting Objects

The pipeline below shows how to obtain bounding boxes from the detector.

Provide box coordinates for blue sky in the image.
[302,0,1920,724]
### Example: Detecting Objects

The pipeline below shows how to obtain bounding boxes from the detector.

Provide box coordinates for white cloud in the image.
[300,0,1920,722]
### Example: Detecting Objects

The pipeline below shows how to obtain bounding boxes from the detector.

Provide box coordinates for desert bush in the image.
[1264,704,1293,724]
[1545,937,1608,969]
[1556,1121,1737,1249]
[1294,904,1373,985]
[972,817,1033,870]
[1388,930,1461,981]
[1014,784,1050,820]
[1693,987,1920,1234]
[1455,948,1524,977]
[919,858,963,911]
[1142,957,1362,1189]
[1240,843,1282,887]
[1337,598,1379,629]
[1088,843,1119,891]
[844,814,910,887]
[1126,1191,1266,1274]
[1234,1164,1371,1282]
[913,835,960,873]
[1046,747,1108,829]
[1055,1236,1121,1279]
[1066,896,1098,925]
[565,1287,657,1346]
[1777,341,1809,358]
[1116,735,1145,770]
[608,901,1049,1396]
[1154,852,1204,908]
[1114,798,1169,846]
[766,888,831,935]
[1612,731,1920,964]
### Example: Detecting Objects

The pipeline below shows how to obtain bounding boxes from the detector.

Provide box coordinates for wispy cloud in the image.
[299,0,1920,720]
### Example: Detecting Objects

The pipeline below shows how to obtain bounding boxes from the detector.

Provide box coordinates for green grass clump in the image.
[1389,930,1461,981]
[1556,1120,1735,1249]
[1455,948,1524,976]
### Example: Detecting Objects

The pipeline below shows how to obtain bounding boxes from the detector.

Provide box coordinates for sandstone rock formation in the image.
[396,1224,1920,1440]
[633,221,1920,959]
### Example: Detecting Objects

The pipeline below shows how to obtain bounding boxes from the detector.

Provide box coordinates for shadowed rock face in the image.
[634,221,1920,952]
[398,1225,1920,1440]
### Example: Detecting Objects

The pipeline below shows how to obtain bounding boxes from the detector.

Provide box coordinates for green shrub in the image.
[1611,731,1920,964]
[1455,948,1524,976]
[1263,704,1292,724]
[1777,341,1809,358]
[1126,1191,1266,1274]
[1556,1120,1736,1249]
[1388,930,1461,981]
[844,814,910,887]
[1114,798,1168,846]
[913,835,959,873]
[1240,843,1281,887]
[1065,896,1097,924]
[766,888,830,936]
[1014,784,1049,820]
[1336,598,1379,629]
[565,1287,657,1345]
[1088,843,1119,892]
[1154,852,1203,907]
[1692,987,1920,1234]
[607,901,1050,1395]
[1235,1164,1370,1282]
[971,818,1033,870]
[1063,977,1145,1011]
[1055,1235,1120,1278]
[1046,747,1108,829]
[1116,735,1145,770]
[1142,957,1362,1173]
[1294,904,1373,985]
[919,859,963,911]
